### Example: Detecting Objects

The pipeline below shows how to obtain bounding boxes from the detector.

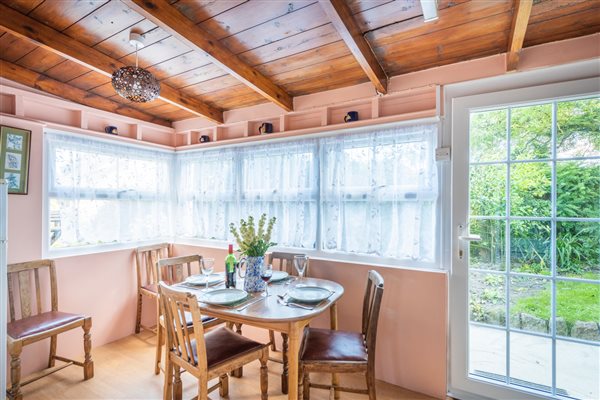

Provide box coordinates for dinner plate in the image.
[185,273,224,286]
[270,270,289,282]
[202,288,248,305]
[288,286,332,304]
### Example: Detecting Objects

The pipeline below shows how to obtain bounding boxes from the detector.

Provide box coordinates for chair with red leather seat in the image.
[6,259,93,400]
[299,270,384,400]
[158,282,269,400]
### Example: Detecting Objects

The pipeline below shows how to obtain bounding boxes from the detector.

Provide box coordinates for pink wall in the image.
[172,244,448,399]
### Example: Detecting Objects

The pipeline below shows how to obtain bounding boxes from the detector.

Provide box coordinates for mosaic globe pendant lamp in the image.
[111,32,160,103]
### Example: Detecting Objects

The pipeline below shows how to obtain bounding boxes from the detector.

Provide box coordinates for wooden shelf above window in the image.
[175,85,439,150]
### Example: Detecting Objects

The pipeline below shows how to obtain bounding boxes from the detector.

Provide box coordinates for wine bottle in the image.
[225,244,237,288]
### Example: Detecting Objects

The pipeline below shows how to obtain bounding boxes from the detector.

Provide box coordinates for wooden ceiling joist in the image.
[0,3,223,124]
[318,0,388,94]
[507,0,533,71]
[0,59,171,127]
[123,0,294,112]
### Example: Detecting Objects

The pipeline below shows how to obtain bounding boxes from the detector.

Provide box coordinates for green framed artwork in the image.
[0,126,31,195]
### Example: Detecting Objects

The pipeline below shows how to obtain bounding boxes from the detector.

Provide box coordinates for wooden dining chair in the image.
[6,260,94,400]
[159,282,269,400]
[135,243,171,334]
[299,270,384,400]
[154,255,224,375]
[266,251,310,393]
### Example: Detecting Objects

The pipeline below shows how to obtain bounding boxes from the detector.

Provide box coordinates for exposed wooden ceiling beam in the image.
[0,3,223,123]
[507,0,533,71]
[318,0,388,94]
[0,60,172,127]
[124,0,294,112]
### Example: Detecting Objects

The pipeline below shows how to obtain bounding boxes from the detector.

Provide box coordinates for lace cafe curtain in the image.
[176,139,319,249]
[47,121,439,265]
[46,132,174,249]
[239,139,319,249]
[320,123,438,263]
[176,147,238,242]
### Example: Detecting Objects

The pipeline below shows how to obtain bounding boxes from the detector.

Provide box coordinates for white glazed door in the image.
[449,79,599,400]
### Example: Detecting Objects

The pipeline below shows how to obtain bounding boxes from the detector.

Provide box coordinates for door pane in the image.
[510,276,551,334]
[470,271,506,327]
[556,340,600,399]
[556,98,600,158]
[470,164,506,216]
[470,109,507,162]
[556,221,600,279]
[511,104,552,160]
[470,219,505,271]
[510,220,551,275]
[556,280,600,341]
[557,160,600,219]
[510,162,552,217]
[469,325,506,381]
[509,332,552,393]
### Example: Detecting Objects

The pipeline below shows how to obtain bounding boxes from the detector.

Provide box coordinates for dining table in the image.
[172,275,344,400]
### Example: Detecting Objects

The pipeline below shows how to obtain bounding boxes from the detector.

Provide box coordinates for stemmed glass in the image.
[201,258,215,290]
[293,255,308,282]
[261,264,273,297]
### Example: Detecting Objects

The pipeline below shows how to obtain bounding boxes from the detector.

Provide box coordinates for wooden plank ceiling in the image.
[0,0,598,125]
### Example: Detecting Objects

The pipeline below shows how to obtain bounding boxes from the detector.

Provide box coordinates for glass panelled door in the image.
[450,83,599,400]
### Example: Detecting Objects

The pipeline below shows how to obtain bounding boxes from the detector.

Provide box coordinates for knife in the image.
[236,296,266,311]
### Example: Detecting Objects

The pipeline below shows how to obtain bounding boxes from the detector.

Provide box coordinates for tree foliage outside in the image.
[468,97,599,329]
[469,98,600,278]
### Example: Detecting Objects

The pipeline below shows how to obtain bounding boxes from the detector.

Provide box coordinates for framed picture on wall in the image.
[0,126,31,195]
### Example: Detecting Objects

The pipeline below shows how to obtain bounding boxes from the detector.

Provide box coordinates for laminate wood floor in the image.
[18,330,437,400]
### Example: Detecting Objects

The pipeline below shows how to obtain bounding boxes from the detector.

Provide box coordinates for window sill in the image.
[174,238,447,273]
[43,237,174,259]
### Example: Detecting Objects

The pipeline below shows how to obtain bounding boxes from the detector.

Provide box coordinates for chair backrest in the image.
[158,255,202,284]
[159,282,208,373]
[7,260,58,322]
[267,252,310,277]
[361,270,384,364]
[135,243,171,288]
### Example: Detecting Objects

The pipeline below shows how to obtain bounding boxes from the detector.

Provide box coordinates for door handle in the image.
[457,224,481,259]
[459,234,482,242]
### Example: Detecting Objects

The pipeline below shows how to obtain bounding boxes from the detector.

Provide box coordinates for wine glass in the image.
[261,264,273,297]
[293,255,308,281]
[201,258,215,290]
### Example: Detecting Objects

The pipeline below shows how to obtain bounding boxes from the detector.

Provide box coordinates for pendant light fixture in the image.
[111,32,160,103]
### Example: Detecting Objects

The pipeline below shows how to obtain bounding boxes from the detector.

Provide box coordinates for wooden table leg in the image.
[330,303,340,400]
[281,333,289,394]
[287,322,302,400]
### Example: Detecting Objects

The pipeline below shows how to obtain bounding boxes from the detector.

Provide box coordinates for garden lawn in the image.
[512,276,600,330]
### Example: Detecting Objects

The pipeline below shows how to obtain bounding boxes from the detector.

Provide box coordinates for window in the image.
[321,124,438,262]
[176,147,237,241]
[177,122,439,266]
[46,131,173,251]
[176,139,319,249]
[45,121,439,265]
